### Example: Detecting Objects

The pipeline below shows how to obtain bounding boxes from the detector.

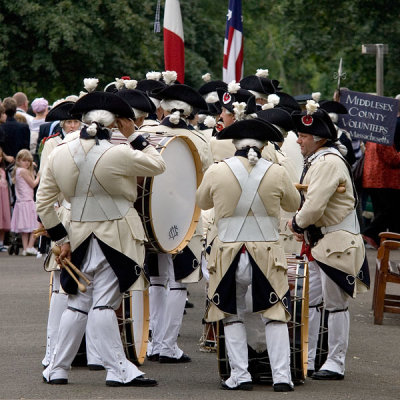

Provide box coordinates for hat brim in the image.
[45,101,81,122]
[70,92,134,119]
[216,118,284,142]
[116,89,156,114]
[257,108,297,133]
[319,100,348,114]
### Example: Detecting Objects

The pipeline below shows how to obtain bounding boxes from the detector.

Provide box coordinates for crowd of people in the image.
[0,72,399,391]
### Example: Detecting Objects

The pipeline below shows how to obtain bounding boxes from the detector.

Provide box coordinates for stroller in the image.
[4,162,22,255]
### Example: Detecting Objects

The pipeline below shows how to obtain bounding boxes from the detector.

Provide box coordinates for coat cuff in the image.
[291,215,305,234]
[129,134,150,151]
[46,223,68,242]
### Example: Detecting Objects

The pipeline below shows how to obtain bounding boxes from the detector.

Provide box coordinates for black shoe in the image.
[159,353,191,363]
[273,383,294,392]
[106,376,158,387]
[88,364,105,370]
[307,369,315,377]
[146,353,160,362]
[312,370,344,380]
[220,380,253,391]
[185,300,194,308]
[43,377,68,385]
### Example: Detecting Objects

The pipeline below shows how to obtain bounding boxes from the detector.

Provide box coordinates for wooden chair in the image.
[372,232,400,325]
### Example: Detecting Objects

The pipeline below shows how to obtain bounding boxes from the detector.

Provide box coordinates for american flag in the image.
[163,0,185,83]
[222,0,244,83]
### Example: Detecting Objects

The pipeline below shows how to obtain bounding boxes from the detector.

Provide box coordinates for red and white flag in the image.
[163,0,185,83]
[222,0,244,83]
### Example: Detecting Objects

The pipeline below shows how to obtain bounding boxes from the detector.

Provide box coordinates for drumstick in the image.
[295,183,346,193]
[52,246,92,286]
[33,227,48,238]
[59,261,87,293]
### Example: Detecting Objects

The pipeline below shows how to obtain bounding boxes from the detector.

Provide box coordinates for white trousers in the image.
[307,260,350,375]
[307,261,323,370]
[223,251,293,388]
[148,253,186,358]
[43,237,143,383]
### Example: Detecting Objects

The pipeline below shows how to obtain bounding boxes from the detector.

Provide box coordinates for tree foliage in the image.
[0,0,399,103]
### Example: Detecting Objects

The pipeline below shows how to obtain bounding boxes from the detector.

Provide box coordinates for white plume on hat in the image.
[205,92,219,104]
[329,112,339,123]
[115,78,126,90]
[256,69,269,78]
[65,95,78,102]
[228,80,240,94]
[202,73,211,82]
[232,101,247,121]
[162,70,178,85]
[204,115,216,128]
[306,99,320,115]
[312,92,321,102]
[261,93,280,110]
[83,78,99,93]
[146,71,162,81]
[124,80,138,90]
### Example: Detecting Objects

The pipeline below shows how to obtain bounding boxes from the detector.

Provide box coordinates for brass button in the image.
[267,247,271,251]
[347,251,351,255]
[284,238,287,241]
[351,241,355,245]
[326,249,330,253]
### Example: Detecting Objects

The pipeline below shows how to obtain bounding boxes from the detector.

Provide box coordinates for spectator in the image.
[362,97,400,248]
[0,147,11,251]
[10,149,40,256]
[0,103,6,125]
[0,97,30,160]
[30,97,48,155]
[13,92,34,130]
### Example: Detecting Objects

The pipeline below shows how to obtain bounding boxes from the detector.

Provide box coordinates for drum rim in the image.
[144,135,203,254]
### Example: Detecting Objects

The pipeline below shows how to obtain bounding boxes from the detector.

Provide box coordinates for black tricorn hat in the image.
[150,84,208,110]
[197,101,222,117]
[257,108,297,133]
[198,80,227,96]
[291,109,337,139]
[216,118,284,142]
[45,101,81,122]
[136,79,167,94]
[115,89,156,115]
[240,75,277,95]
[217,87,257,115]
[319,100,348,114]
[70,92,134,119]
[276,92,301,113]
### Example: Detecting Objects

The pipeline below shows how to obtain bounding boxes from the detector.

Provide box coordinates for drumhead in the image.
[143,135,202,253]
[117,289,150,365]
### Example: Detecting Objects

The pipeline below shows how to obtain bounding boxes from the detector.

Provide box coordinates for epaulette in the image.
[41,132,61,145]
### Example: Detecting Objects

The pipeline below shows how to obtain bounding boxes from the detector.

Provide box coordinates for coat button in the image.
[267,247,271,251]
[351,241,355,245]
[326,249,330,253]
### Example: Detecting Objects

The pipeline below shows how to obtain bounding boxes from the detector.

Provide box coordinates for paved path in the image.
[0,249,399,399]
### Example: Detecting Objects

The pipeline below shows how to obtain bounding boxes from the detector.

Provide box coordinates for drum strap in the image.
[67,306,88,315]
[223,320,244,326]
[329,307,348,313]
[217,157,279,242]
[68,139,131,221]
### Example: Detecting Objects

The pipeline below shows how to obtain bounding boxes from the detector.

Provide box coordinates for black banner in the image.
[337,90,398,146]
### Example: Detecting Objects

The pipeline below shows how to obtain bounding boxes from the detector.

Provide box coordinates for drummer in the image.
[36,90,165,386]
[196,118,300,392]
[141,75,212,363]
[288,101,370,380]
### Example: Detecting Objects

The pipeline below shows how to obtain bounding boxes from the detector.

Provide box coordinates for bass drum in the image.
[116,289,150,366]
[217,257,309,384]
[136,134,203,254]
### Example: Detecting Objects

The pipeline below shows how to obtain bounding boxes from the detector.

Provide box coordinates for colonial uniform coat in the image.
[294,147,369,296]
[36,136,166,294]
[196,156,300,323]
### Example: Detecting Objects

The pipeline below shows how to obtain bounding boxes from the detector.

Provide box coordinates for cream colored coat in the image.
[36,138,166,291]
[196,157,301,322]
[295,148,368,295]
